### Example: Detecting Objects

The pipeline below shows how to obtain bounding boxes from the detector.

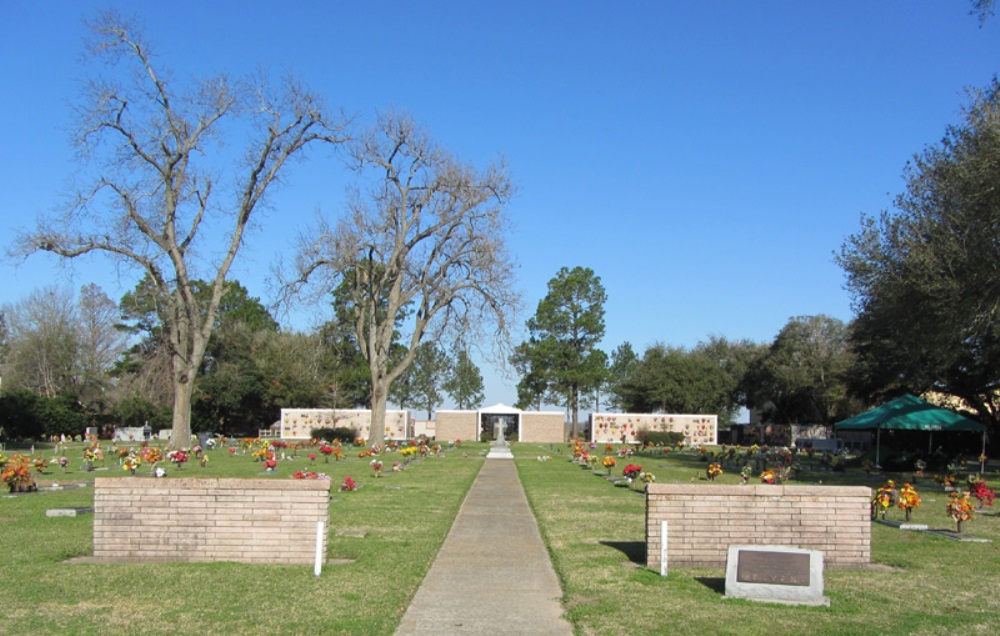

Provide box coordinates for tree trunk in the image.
[170,366,194,449]
[571,385,579,440]
[369,378,387,447]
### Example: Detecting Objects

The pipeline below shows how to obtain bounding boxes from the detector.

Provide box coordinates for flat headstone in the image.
[724,545,829,606]
[46,507,94,517]
[875,520,929,531]
[336,529,367,538]
[922,529,992,542]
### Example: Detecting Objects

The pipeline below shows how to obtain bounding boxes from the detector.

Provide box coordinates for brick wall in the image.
[521,412,565,442]
[93,477,331,564]
[435,411,477,442]
[646,484,870,569]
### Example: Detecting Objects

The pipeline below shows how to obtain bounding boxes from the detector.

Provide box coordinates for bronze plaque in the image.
[736,550,810,586]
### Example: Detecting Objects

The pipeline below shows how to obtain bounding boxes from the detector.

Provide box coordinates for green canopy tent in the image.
[835,394,986,469]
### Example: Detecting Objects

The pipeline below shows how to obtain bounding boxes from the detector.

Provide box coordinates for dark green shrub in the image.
[310,426,356,443]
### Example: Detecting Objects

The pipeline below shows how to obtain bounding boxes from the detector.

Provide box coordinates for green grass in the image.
[3,440,999,635]
[0,440,487,635]
[515,443,1000,636]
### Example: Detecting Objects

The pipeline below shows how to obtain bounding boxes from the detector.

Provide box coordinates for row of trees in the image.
[0,277,486,440]
[511,269,860,432]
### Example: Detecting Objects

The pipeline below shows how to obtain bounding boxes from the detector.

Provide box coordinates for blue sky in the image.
[2,1,999,412]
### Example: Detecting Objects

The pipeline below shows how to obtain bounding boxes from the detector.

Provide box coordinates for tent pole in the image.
[982,431,987,475]
[875,427,881,469]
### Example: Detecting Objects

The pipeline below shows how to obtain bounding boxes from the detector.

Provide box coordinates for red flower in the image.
[623,464,643,479]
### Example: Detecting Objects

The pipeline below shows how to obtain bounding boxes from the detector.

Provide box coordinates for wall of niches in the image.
[590,412,717,445]
[279,409,410,440]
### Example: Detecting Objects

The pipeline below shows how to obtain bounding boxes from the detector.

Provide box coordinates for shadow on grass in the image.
[599,540,646,565]
[695,577,726,595]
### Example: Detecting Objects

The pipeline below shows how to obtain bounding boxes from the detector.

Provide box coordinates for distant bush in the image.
[310,426,356,443]
[636,430,686,447]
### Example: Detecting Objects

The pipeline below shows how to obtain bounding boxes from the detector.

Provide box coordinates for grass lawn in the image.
[514,442,1000,636]
[0,440,488,635]
[2,439,998,635]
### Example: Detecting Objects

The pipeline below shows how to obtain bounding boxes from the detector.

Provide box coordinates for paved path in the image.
[395,458,572,635]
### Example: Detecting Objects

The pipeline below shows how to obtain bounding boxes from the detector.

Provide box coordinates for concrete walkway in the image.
[395,458,573,635]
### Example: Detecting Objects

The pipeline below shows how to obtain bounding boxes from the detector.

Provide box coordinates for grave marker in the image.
[724,545,829,606]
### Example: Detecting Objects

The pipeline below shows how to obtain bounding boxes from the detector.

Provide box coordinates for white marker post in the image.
[314,520,324,577]
[660,520,669,577]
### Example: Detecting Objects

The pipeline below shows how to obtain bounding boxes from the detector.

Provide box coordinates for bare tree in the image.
[288,113,520,446]
[2,287,80,398]
[76,283,128,407]
[13,13,346,447]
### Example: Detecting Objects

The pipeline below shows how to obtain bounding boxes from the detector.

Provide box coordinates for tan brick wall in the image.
[645,484,870,569]
[435,411,477,442]
[521,412,565,443]
[93,477,331,564]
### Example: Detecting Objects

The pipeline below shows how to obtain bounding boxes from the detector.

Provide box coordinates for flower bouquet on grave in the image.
[871,480,897,520]
[263,458,277,472]
[340,475,357,491]
[706,462,723,482]
[759,469,777,485]
[897,483,920,521]
[199,454,209,468]
[969,477,996,508]
[946,491,974,532]
[167,450,189,469]
[123,454,141,475]
[370,459,383,478]
[622,463,642,482]
[1,454,37,493]
[33,457,48,474]
[81,448,97,472]
[57,456,70,473]
[319,444,334,462]
[740,464,753,485]
[141,447,163,474]
[640,472,656,487]
[602,456,617,475]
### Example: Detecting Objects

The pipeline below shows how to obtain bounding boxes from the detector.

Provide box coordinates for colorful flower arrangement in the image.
[896,483,921,521]
[292,471,328,479]
[622,464,642,480]
[33,457,48,474]
[1,454,36,492]
[319,444,333,463]
[167,450,189,468]
[141,447,164,464]
[340,475,357,491]
[640,472,656,485]
[706,462,723,481]
[57,456,70,472]
[969,477,996,508]
[370,459,383,478]
[602,456,617,475]
[759,469,776,484]
[946,491,974,532]
[123,454,141,475]
[871,480,897,520]
[740,464,753,485]
[263,458,277,472]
